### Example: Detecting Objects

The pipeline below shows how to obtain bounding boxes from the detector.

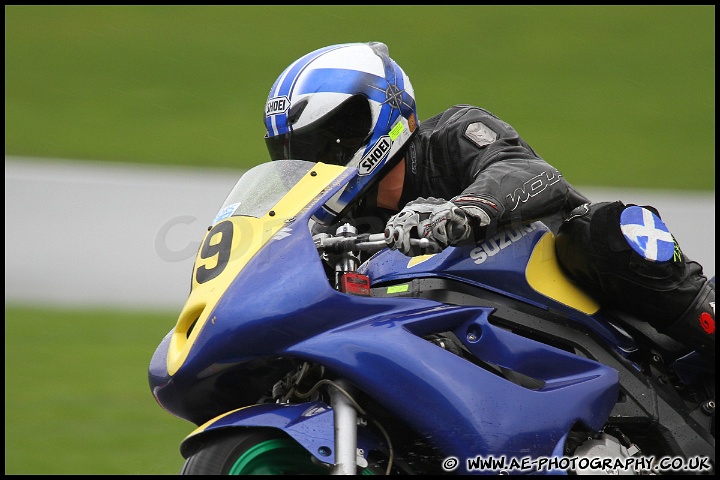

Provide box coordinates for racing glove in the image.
[384,197,478,256]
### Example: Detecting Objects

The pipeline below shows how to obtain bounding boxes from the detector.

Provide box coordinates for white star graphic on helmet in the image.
[384,84,404,109]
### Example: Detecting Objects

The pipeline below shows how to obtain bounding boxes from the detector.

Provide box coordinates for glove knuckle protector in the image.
[385,197,473,256]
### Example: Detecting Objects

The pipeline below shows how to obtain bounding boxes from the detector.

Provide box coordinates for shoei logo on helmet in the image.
[358,136,391,176]
[266,96,290,116]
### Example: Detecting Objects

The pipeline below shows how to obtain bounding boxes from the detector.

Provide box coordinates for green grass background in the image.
[4,5,715,474]
[5,5,715,190]
[5,305,189,474]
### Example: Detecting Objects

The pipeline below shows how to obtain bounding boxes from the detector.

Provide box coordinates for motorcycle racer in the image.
[262,41,714,361]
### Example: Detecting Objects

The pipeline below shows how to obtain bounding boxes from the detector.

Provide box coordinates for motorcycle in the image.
[148,159,715,475]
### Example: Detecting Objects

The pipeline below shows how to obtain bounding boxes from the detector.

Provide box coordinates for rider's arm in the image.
[438,106,589,239]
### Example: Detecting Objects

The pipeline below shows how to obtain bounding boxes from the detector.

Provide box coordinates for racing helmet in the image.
[263,42,418,222]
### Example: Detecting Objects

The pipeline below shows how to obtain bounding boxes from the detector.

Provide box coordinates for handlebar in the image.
[314,232,430,254]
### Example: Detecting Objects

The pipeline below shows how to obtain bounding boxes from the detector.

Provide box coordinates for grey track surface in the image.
[5,156,715,311]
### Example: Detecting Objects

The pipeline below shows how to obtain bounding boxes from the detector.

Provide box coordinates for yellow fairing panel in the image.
[185,406,250,440]
[166,163,347,375]
[525,232,600,315]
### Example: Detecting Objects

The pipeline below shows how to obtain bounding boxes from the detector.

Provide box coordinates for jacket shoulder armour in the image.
[419,105,520,149]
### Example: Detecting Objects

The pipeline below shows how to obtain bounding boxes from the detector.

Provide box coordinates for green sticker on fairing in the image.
[387,284,409,294]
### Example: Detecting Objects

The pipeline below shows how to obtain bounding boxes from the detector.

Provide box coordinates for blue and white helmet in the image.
[264,42,418,221]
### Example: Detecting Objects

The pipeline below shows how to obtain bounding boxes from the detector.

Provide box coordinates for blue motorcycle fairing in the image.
[148,160,623,473]
[285,301,619,470]
[179,401,384,466]
[150,197,450,424]
[359,221,637,354]
[359,223,549,304]
[151,199,619,465]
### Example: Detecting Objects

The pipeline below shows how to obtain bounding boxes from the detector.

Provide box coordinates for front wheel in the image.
[180,428,332,475]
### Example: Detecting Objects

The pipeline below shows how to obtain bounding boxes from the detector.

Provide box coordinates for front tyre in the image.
[180,428,331,475]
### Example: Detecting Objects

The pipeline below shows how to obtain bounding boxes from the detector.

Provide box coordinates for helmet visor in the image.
[265,129,367,165]
[265,94,372,166]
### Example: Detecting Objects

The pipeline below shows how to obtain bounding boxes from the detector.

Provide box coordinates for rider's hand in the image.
[384,197,472,256]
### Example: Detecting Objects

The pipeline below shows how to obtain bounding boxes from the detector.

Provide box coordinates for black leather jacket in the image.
[393,104,589,240]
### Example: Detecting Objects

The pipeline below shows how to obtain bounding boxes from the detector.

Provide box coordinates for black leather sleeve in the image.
[404,105,589,239]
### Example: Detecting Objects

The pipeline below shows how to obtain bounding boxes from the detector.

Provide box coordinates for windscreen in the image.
[211,160,315,224]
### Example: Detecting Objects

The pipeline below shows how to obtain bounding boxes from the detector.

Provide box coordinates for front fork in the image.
[330,379,368,474]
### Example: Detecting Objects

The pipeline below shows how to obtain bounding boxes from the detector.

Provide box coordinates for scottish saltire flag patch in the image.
[620,206,675,262]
